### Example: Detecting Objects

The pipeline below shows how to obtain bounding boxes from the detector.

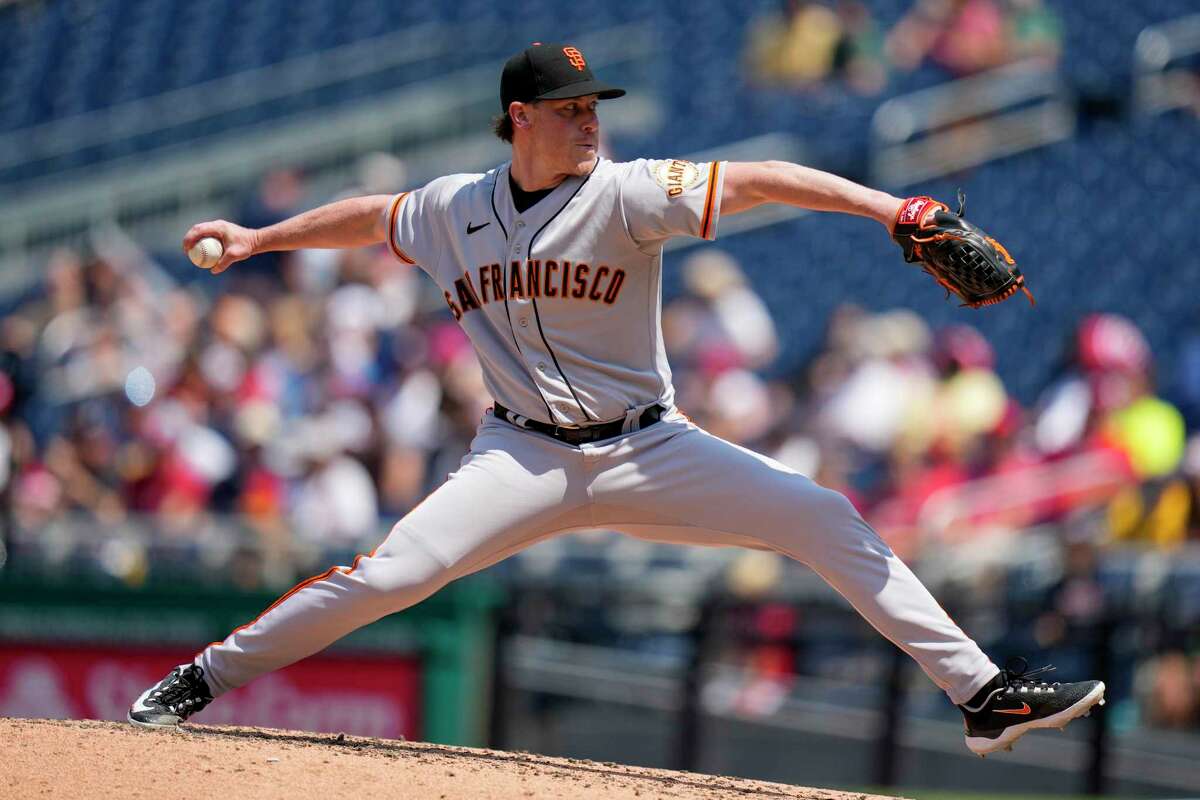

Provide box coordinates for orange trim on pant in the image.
[699,161,720,240]
[201,547,379,652]
[198,471,448,658]
[387,192,417,265]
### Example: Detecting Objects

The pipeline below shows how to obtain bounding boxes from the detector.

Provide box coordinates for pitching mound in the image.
[3,718,905,800]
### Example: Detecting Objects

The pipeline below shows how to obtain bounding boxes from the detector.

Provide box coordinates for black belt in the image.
[493,402,665,445]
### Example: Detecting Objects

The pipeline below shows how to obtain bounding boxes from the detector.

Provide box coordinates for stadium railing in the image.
[869,59,1076,188]
[1134,13,1200,114]
[914,450,1134,543]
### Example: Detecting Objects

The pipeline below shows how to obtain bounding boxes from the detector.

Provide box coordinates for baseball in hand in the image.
[188,237,224,270]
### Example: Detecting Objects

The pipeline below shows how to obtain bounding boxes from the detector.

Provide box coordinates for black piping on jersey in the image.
[488,175,509,240]
[523,161,599,422]
[490,171,555,422]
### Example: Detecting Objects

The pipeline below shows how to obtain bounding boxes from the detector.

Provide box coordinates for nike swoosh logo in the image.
[467,221,490,235]
[995,702,1032,715]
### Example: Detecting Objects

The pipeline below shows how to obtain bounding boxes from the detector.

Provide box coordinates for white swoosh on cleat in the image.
[130,696,157,714]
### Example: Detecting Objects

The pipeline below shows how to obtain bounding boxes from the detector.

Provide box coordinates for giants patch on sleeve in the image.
[654,159,701,198]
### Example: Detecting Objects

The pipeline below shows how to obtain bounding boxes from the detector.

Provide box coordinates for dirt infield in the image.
[2,718,906,800]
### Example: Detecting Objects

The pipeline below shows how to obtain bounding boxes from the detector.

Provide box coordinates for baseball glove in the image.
[891,190,1034,308]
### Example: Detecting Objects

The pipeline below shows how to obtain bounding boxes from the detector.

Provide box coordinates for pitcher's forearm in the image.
[766,162,901,225]
[723,161,902,226]
[253,194,394,254]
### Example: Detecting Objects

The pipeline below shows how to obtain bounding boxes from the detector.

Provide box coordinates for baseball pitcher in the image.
[129,43,1095,757]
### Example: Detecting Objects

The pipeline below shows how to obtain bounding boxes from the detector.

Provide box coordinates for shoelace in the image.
[152,667,207,711]
[1002,657,1060,692]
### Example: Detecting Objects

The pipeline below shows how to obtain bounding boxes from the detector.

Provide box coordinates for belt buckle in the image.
[553,424,581,444]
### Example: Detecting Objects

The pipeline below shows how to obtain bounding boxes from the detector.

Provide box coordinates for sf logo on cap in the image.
[563,46,586,71]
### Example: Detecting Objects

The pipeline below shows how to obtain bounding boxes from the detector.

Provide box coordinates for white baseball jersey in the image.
[383,157,725,426]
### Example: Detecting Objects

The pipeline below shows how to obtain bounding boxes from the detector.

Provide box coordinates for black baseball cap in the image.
[500,42,626,111]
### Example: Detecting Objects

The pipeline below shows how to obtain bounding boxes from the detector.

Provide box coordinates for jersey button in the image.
[516,221,526,229]
[519,317,528,327]
[537,362,546,371]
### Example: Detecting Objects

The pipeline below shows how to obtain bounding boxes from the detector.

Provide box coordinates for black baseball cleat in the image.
[959,658,1105,756]
[127,664,214,728]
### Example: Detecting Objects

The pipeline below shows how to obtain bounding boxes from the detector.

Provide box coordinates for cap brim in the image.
[535,80,626,101]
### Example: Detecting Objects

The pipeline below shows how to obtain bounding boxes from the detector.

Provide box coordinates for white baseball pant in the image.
[198,410,999,705]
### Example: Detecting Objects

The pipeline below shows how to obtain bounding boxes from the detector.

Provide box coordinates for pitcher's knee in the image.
[817,487,863,522]
[354,546,452,609]
[792,486,869,538]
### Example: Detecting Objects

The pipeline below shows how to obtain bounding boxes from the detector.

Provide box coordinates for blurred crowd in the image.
[744,0,1062,95]
[0,168,492,555]
[666,249,1197,557]
[2,169,1198,557]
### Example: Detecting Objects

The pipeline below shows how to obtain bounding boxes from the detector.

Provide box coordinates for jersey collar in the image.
[491,159,601,238]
